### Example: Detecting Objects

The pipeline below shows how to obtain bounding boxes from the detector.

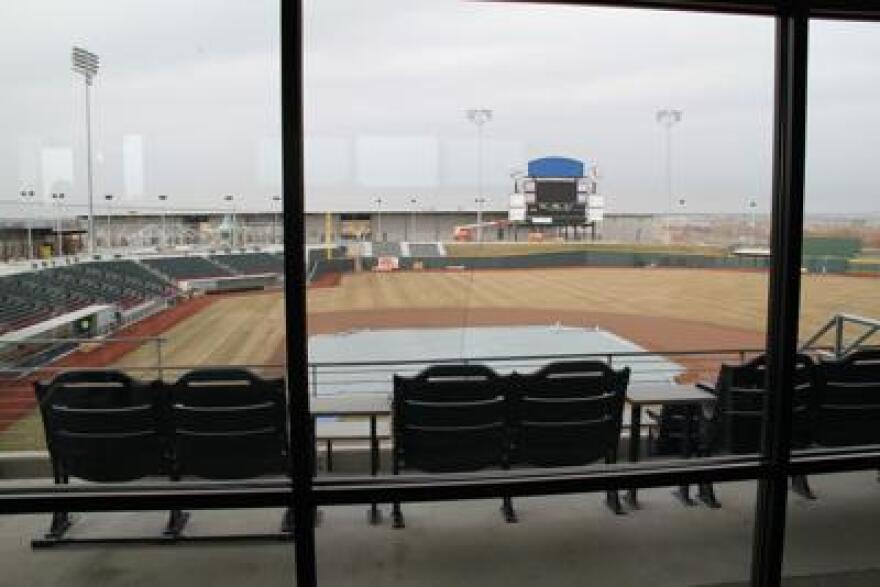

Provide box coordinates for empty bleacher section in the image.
[142,256,234,281]
[0,261,173,334]
[210,252,284,275]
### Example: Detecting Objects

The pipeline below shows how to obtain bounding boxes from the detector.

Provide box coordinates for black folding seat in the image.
[697,354,817,504]
[34,370,169,543]
[168,368,292,534]
[391,364,511,528]
[815,349,880,450]
[510,361,629,514]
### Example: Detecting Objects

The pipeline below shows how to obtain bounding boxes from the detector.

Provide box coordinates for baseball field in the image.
[2,266,878,451]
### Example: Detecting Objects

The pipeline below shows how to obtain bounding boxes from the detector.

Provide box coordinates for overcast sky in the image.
[2,0,879,216]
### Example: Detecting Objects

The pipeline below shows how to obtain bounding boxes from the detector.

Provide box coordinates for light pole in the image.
[373,197,383,242]
[224,194,236,248]
[656,108,682,244]
[474,197,487,242]
[272,195,281,244]
[104,194,113,249]
[72,47,100,255]
[158,195,168,249]
[19,189,35,259]
[748,198,758,245]
[52,193,65,255]
[466,107,492,242]
[408,197,418,242]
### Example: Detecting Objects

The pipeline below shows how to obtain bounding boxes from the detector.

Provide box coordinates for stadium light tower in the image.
[656,108,682,244]
[104,194,114,249]
[158,195,169,248]
[19,189,35,260]
[52,193,65,255]
[466,108,492,242]
[72,47,100,255]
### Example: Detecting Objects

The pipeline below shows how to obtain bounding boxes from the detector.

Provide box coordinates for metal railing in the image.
[799,313,880,358]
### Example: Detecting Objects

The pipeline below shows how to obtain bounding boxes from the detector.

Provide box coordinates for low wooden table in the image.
[625,383,717,508]
[311,394,391,524]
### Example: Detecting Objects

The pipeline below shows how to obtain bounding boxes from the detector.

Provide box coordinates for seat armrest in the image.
[645,408,662,423]
[696,381,716,393]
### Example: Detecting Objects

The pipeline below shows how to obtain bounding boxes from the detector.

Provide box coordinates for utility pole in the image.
[19,189,35,259]
[272,195,281,244]
[52,193,65,255]
[409,197,418,242]
[104,194,113,249]
[373,197,383,242]
[158,195,168,248]
[224,194,236,248]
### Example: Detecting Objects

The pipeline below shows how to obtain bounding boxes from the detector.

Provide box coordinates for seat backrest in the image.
[169,368,288,479]
[35,370,165,482]
[815,349,880,447]
[713,354,815,454]
[393,364,507,473]
[511,361,629,467]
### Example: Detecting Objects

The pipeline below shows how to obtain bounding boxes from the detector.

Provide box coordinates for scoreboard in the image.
[509,157,604,227]
[523,177,594,225]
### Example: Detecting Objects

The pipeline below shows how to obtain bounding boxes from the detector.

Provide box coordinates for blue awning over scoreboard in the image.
[527,157,584,178]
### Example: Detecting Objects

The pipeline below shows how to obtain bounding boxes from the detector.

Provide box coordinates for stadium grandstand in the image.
[141,256,235,281]
[0,260,173,335]
[210,251,284,274]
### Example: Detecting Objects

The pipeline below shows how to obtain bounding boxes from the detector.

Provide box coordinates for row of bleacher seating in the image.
[648,350,880,502]
[141,256,234,281]
[142,253,286,282]
[0,261,173,334]
[210,252,284,275]
[35,369,292,542]
[31,350,880,542]
[391,362,629,525]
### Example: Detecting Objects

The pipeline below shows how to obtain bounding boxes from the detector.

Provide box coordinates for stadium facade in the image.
[0,210,663,260]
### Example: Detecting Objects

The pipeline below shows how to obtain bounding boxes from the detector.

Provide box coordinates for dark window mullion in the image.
[751,6,809,586]
[281,1,317,586]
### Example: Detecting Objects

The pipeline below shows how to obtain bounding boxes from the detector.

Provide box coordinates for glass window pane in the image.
[305,1,773,584]
[784,18,880,582]
[1,1,292,582]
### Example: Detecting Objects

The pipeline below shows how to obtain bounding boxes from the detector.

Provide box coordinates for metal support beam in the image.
[281,0,317,585]
[751,7,809,586]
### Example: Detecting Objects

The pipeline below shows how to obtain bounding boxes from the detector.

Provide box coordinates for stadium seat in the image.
[391,364,512,528]
[33,370,173,544]
[694,354,818,505]
[168,368,293,534]
[510,361,630,515]
[814,349,880,449]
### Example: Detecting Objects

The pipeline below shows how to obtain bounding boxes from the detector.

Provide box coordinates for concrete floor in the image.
[0,471,878,586]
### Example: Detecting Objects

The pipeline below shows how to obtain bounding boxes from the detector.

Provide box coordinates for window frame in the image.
[2,2,880,586]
